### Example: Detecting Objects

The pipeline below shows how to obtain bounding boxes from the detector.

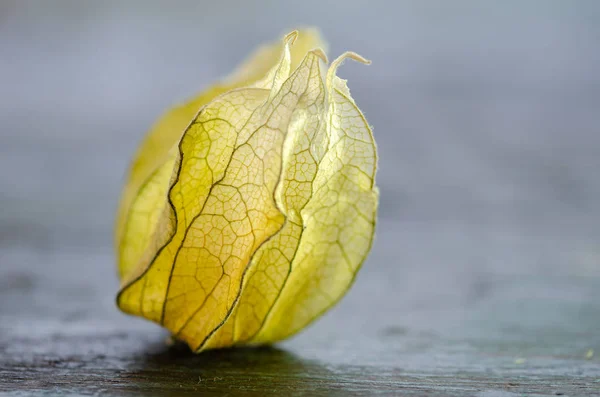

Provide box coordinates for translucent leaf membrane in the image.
[116,30,378,352]
[115,29,324,280]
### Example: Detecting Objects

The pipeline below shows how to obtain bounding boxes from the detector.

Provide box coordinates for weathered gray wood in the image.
[1,234,599,396]
[1,326,599,396]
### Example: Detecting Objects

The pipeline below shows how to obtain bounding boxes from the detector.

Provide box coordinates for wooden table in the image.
[2,218,599,395]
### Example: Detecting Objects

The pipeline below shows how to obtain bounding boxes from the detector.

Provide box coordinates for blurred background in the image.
[1,0,600,384]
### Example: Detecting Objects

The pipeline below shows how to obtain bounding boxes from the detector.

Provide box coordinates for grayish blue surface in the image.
[1,1,599,395]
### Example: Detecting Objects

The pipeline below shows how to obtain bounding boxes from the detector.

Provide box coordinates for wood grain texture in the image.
[1,246,599,396]
[2,332,599,396]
